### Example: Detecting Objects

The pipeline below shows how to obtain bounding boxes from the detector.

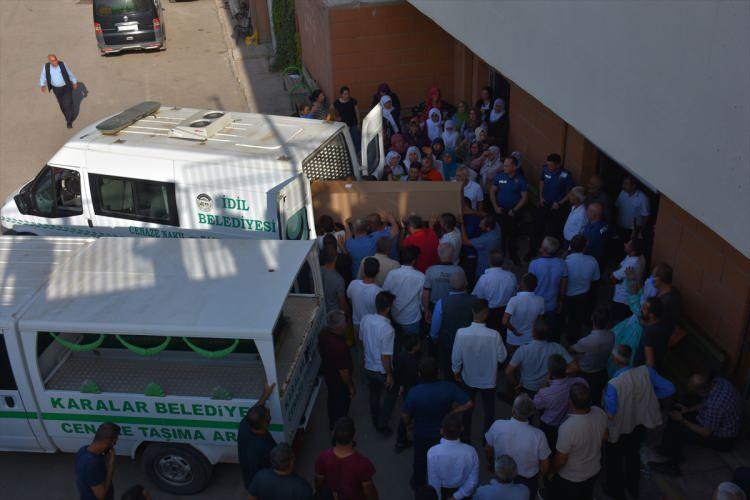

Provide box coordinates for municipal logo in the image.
[196,193,213,212]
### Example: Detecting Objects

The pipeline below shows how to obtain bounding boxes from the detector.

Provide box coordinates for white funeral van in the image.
[0,102,385,240]
[0,236,324,494]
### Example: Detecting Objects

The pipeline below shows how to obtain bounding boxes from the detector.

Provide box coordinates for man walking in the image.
[528,236,567,341]
[318,311,355,429]
[427,413,480,499]
[563,235,600,342]
[75,422,120,500]
[40,54,78,128]
[472,250,517,334]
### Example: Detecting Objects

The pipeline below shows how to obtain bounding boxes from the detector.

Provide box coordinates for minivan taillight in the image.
[94,22,102,35]
[153,18,160,31]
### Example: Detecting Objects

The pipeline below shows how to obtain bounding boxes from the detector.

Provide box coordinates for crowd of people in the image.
[72,83,746,500]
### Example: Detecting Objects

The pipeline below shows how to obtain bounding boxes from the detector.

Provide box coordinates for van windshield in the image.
[95,0,153,16]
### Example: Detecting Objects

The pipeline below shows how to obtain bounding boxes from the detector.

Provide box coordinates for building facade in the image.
[296,0,750,384]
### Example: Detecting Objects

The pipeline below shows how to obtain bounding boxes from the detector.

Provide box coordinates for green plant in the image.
[271,0,300,71]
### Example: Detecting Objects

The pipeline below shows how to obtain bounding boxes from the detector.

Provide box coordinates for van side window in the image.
[89,174,179,226]
[366,135,380,175]
[25,166,83,218]
[0,334,17,390]
[285,207,309,240]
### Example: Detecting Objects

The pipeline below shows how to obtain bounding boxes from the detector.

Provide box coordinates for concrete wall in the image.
[408,0,750,258]
[652,196,750,372]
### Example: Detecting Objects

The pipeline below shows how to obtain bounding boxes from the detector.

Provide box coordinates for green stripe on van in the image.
[40,412,283,432]
[0,411,38,419]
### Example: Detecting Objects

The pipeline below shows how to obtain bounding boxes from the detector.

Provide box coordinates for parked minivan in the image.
[93,0,166,55]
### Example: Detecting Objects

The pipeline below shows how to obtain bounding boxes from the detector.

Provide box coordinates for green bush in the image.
[271,0,300,71]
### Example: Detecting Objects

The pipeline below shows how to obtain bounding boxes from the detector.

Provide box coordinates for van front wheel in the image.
[141,443,212,494]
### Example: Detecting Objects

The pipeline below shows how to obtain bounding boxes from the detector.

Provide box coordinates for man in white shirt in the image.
[474,455,530,500]
[383,246,425,337]
[456,166,484,211]
[564,235,600,342]
[438,214,462,265]
[615,176,650,240]
[611,238,645,323]
[485,394,550,499]
[422,244,462,322]
[503,273,545,348]
[563,186,588,245]
[359,292,397,434]
[473,250,518,333]
[357,236,400,286]
[427,413,479,499]
[347,257,382,332]
[452,299,507,440]
[549,383,608,500]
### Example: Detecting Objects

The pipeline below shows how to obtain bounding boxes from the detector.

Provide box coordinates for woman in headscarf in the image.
[441,119,459,150]
[371,83,401,120]
[474,126,489,153]
[403,146,422,171]
[380,95,400,140]
[426,107,443,142]
[384,151,406,180]
[461,108,482,143]
[404,117,427,148]
[452,101,469,131]
[390,133,407,156]
[487,98,509,152]
[421,86,456,121]
[475,86,493,122]
[440,149,460,182]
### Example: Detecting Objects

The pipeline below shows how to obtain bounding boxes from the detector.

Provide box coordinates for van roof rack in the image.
[96,101,161,135]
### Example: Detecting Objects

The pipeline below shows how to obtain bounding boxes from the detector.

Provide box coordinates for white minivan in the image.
[0,236,324,494]
[0,102,385,240]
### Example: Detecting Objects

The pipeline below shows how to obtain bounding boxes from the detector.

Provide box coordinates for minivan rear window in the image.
[95,0,153,16]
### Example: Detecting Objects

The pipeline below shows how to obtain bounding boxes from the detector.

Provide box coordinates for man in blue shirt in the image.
[75,422,120,500]
[564,234,601,341]
[528,236,567,341]
[581,202,609,267]
[402,357,473,492]
[460,213,501,279]
[39,54,79,129]
[490,157,528,264]
[528,153,575,260]
[345,213,398,278]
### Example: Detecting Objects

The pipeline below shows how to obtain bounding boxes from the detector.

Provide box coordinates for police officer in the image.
[40,54,79,129]
[528,153,574,260]
[490,156,528,264]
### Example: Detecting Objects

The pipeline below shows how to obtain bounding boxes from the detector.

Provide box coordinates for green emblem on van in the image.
[196,195,277,233]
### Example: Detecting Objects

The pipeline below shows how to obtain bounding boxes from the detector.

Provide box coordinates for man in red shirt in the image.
[315,417,378,500]
[402,215,440,273]
[420,156,444,182]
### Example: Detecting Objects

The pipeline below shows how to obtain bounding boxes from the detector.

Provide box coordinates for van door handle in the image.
[87,219,93,228]
[4,396,15,408]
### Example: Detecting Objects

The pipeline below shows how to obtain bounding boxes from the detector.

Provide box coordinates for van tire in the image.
[141,443,212,494]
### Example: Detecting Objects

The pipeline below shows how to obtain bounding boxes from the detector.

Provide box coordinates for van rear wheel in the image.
[141,443,212,494]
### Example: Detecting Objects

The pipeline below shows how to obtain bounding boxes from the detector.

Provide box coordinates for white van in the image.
[0,102,385,240]
[0,236,324,494]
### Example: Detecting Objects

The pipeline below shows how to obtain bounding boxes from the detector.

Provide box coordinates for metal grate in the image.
[302,132,354,180]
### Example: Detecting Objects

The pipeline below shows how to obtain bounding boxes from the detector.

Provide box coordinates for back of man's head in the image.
[326,310,347,332]
[547,354,567,379]
[375,291,395,314]
[521,273,538,292]
[541,236,560,256]
[495,455,518,483]
[353,218,369,235]
[645,296,664,319]
[653,263,674,285]
[418,356,438,381]
[570,234,587,253]
[376,236,392,255]
[449,268,467,291]
[440,213,456,231]
[611,344,632,365]
[94,422,121,443]
[246,404,270,431]
[437,243,454,263]
[366,212,383,229]
[569,383,591,411]
[401,245,420,265]
[591,306,611,330]
[405,215,423,231]
[512,394,535,421]
[269,443,294,471]
[532,317,549,341]
[440,413,463,440]
[321,245,337,266]
[363,257,380,278]
[472,298,489,320]
[714,481,746,500]
[332,416,356,446]
[489,250,505,268]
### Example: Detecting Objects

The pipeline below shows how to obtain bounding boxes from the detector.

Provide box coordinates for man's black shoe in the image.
[648,460,681,477]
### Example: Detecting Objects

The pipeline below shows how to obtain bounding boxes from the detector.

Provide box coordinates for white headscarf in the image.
[385,150,405,179]
[404,146,421,169]
[426,107,443,141]
[489,98,505,123]
[380,95,399,133]
[441,119,459,149]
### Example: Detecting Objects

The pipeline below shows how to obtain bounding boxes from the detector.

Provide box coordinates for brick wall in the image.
[652,195,750,373]
[296,0,333,103]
